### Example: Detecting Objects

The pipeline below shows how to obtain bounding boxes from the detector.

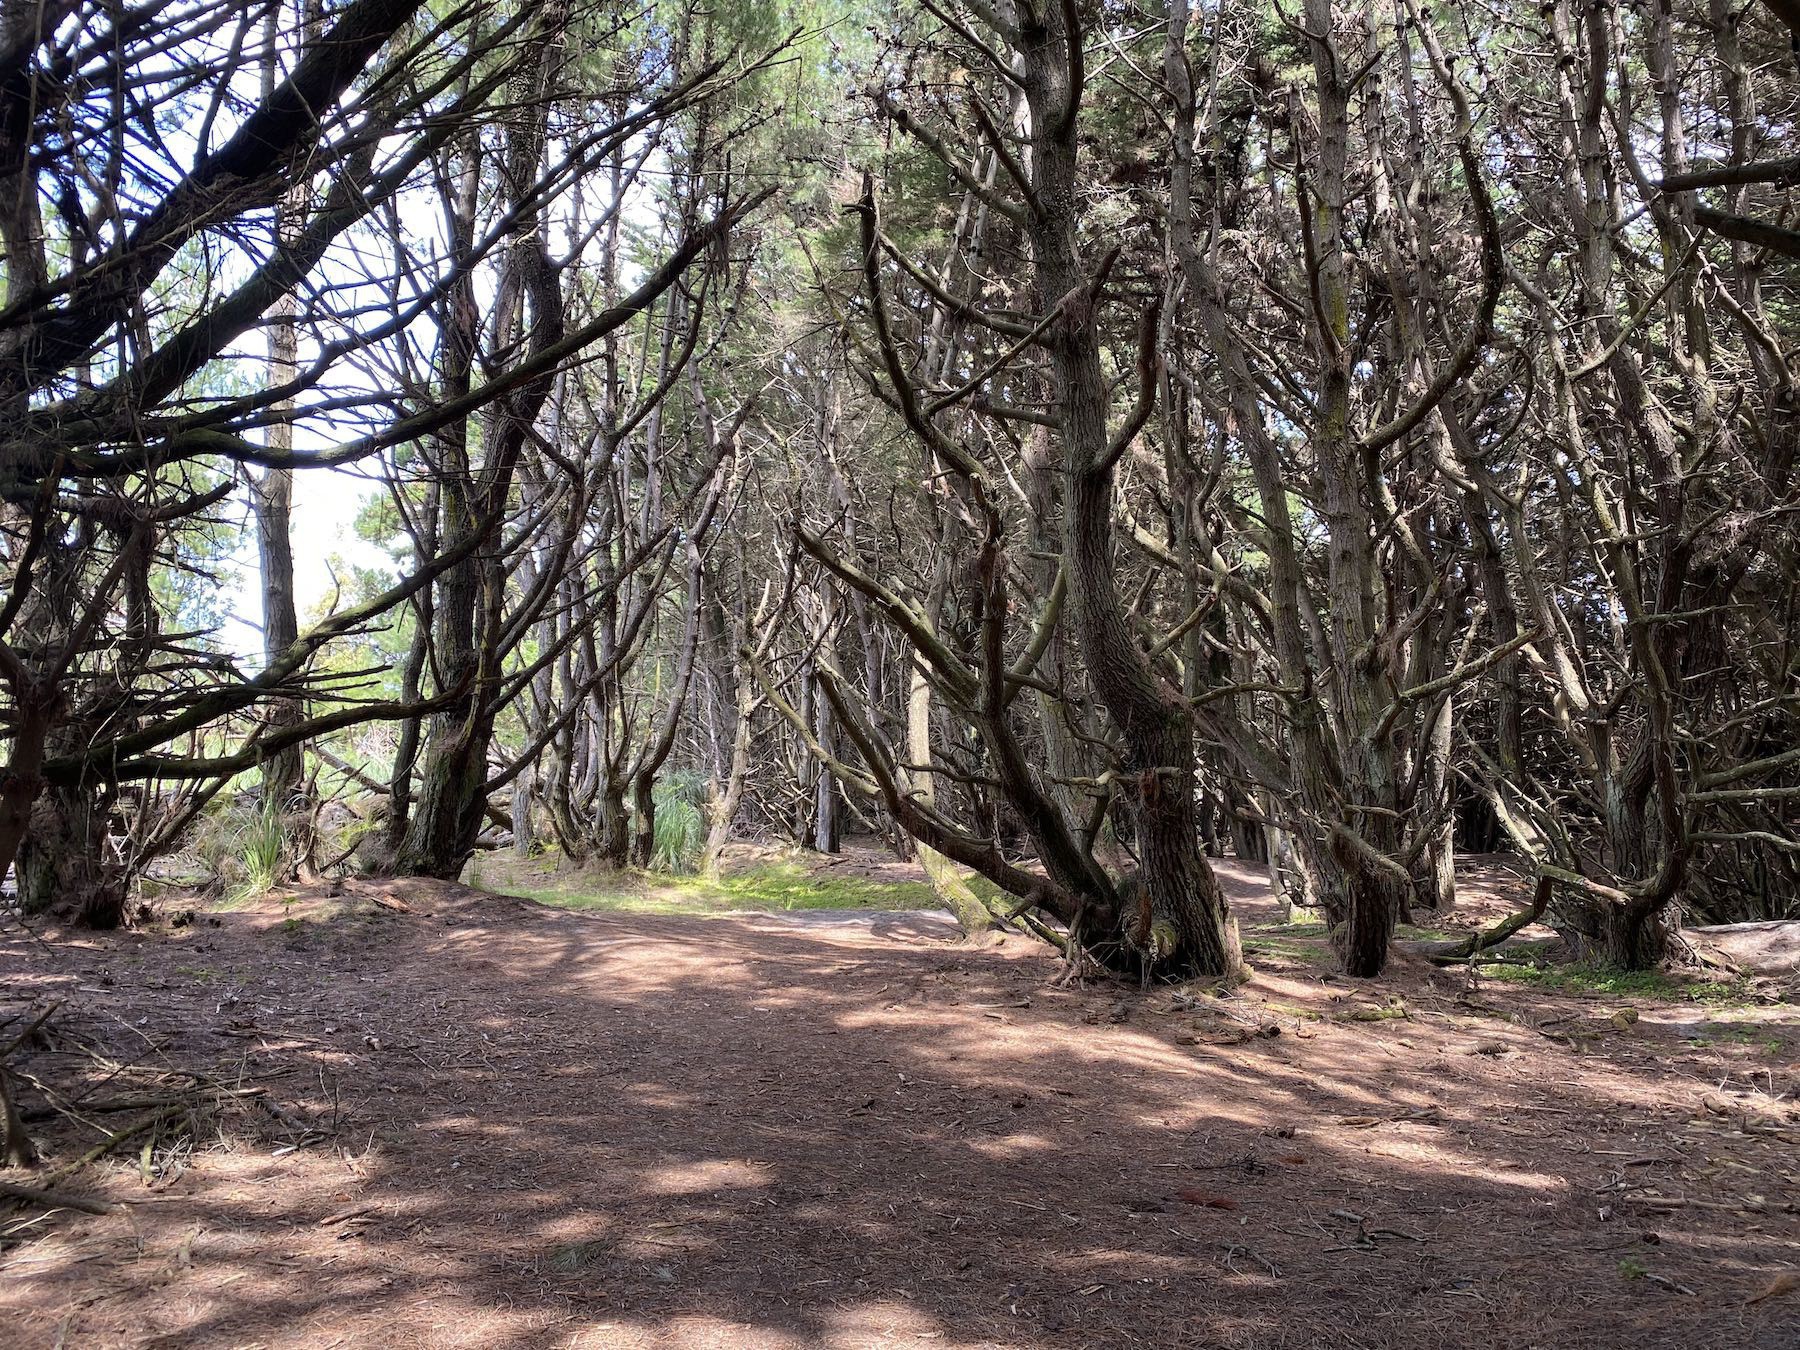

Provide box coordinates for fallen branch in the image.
[0,1004,58,1061]
[1,1003,59,1167]
[1222,1241,1281,1278]
[35,1104,189,1191]
[0,1179,115,1215]
[1424,876,1551,965]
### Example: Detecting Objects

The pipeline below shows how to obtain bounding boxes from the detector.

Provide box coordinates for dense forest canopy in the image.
[1,0,1797,984]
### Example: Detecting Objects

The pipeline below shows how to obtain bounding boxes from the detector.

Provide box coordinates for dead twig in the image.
[1222,1241,1281,1278]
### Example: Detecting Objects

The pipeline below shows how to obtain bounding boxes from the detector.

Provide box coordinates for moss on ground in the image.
[1479,961,1756,1005]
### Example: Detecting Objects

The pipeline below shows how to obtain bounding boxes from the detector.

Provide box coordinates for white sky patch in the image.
[180,14,682,662]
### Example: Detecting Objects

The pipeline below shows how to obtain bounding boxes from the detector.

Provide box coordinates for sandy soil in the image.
[1,859,1796,1349]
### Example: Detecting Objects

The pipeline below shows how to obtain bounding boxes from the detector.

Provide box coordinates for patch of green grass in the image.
[1242,919,1331,966]
[712,862,937,911]
[1396,922,1458,942]
[1249,920,1329,938]
[502,860,940,918]
[1482,962,1756,1005]
[1242,935,1328,964]
[1683,1028,1787,1053]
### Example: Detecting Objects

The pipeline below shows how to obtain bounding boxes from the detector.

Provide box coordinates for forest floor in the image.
[1,850,1797,1349]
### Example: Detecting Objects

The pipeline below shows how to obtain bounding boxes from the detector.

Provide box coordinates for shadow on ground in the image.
[0,862,1795,1349]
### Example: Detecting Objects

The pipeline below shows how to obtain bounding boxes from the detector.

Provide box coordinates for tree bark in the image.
[1021,5,1239,976]
[16,781,125,926]
[251,0,312,851]
[909,651,994,940]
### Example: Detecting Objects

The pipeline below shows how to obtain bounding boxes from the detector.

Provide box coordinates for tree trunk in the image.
[1020,6,1239,976]
[628,771,656,869]
[253,464,303,823]
[17,783,126,927]
[511,768,534,858]
[595,777,630,868]
[394,6,567,879]
[1333,875,1400,978]
[909,654,994,940]
[379,490,438,863]
[1580,900,1677,971]
[1414,695,1457,913]
[810,675,839,854]
[394,715,493,880]
[702,673,755,880]
[252,3,310,858]
[1020,430,1095,837]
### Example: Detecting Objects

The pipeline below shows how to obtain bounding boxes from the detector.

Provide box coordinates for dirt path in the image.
[2,872,1796,1349]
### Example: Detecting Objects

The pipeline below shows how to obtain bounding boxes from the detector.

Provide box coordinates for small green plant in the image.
[648,772,707,875]
[1618,1256,1647,1281]
[230,798,285,903]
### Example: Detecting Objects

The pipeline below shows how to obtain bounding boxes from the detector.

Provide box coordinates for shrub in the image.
[230,798,286,902]
[649,771,707,875]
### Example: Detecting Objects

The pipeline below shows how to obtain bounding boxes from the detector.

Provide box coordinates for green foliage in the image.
[648,771,708,874]
[708,861,935,911]
[229,798,286,904]
[1480,962,1755,1005]
[188,796,282,903]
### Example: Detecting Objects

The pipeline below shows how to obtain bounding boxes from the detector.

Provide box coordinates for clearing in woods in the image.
[1,851,1796,1349]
